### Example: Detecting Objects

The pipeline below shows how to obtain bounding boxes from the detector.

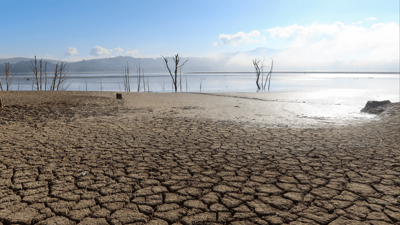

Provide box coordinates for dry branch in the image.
[161,54,189,92]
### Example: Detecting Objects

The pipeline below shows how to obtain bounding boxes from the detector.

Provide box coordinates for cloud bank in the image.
[90,46,114,56]
[221,21,399,71]
[89,46,140,57]
[65,47,78,56]
[126,49,139,56]
[213,30,266,46]
[114,47,124,53]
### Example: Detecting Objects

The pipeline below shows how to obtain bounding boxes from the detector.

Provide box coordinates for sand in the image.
[0,91,399,225]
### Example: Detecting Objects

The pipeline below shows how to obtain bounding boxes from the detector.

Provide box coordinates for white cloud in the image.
[90,46,113,56]
[366,17,377,20]
[126,49,139,56]
[114,47,124,52]
[265,22,399,61]
[226,21,400,71]
[65,47,78,56]
[267,22,349,39]
[214,30,266,46]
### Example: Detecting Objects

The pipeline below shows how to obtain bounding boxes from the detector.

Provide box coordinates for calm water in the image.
[3,72,399,96]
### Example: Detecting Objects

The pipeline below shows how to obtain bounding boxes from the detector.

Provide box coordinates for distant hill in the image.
[0,57,59,65]
[0,48,283,74]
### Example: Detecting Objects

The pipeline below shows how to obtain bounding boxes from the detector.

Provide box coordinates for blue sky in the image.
[0,0,399,70]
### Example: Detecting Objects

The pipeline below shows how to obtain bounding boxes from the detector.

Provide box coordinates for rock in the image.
[361,100,391,114]
[0,97,2,108]
[116,93,123,99]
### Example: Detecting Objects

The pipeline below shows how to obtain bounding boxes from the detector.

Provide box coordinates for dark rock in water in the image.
[361,100,391,114]
[116,93,123,99]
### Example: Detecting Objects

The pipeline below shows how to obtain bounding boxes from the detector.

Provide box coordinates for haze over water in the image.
[6,72,398,94]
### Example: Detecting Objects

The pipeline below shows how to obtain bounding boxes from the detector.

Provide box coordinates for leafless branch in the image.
[253,58,274,91]
[29,56,39,91]
[122,62,130,92]
[161,54,189,92]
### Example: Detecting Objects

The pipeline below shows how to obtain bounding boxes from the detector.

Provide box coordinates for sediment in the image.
[0,91,399,225]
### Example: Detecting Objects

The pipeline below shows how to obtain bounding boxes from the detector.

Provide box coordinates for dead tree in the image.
[252,58,264,90]
[5,63,10,91]
[30,56,39,90]
[263,59,273,91]
[44,61,48,91]
[1,62,15,91]
[29,56,49,91]
[39,59,43,90]
[50,60,70,91]
[161,54,189,92]
[136,64,142,92]
[57,61,69,90]
[122,62,130,92]
[51,63,58,91]
[38,59,48,91]
[253,58,274,91]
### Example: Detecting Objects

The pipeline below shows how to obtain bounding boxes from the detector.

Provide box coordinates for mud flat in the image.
[0,91,399,225]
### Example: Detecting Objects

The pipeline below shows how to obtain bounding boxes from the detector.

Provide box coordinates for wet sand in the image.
[0,91,399,225]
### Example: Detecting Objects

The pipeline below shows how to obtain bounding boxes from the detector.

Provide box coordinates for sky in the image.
[0,0,399,71]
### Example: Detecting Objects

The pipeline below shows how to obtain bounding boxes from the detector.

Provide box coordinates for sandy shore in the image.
[0,91,399,225]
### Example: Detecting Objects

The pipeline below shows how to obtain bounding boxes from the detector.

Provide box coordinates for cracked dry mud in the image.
[0,92,400,225]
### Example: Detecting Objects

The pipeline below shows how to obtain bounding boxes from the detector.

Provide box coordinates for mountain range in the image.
[0,48,282,74]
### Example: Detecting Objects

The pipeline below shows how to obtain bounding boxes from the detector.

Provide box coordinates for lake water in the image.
[4,72,399,94]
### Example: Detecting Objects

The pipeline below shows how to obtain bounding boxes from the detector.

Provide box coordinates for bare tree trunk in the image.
[267,60,273,91]
[127,62,130,92]
[137,64,141,92]
[30,56,39,91]
[39,59,42,91]
[44,62,47,91]
[161,54,188,92]
[260,59,273,91]
[51,61,70,91]
[57,61,64,90]
[252,59,263,90]
[6,63,9,91]
[142,69,145,92]
[51,64,59,91]
[122,62,131,92]
[5,63,10,91]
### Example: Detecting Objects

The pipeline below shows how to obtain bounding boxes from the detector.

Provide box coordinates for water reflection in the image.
[4,72,399,95]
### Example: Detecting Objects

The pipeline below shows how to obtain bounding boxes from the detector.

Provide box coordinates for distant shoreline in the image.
[2,71,400,76]
[187,71,400,74]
